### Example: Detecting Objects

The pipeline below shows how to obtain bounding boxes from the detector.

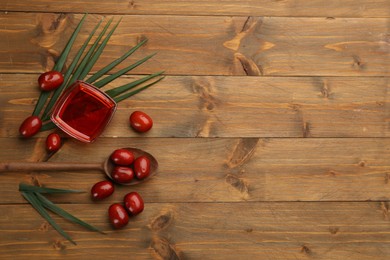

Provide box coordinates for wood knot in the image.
[245,228,253,233]
[385,173,390,184]
[380,202,389,220]
[358,160,366,167]
[149,211,174,232]
[302,121,311,138]
[225,174,249,198]
[128,0,136,8]
[33,14,69,49]
[329,227,339,235]
[352,55,366,70]
[235,53,263,76]
[320,79,333,99]
[52,239,67,250]
[301,245,312,255]
[289,103,301,111]
[39,221,50,232]
[30,174,42,187]
[191,77,219,112]
[226,138,258,168]
[150,237,180,260]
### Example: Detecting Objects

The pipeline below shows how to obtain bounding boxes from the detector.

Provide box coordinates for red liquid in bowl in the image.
[51,81,117,143]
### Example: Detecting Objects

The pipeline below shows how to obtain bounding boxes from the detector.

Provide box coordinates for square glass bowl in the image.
[51,81,117,143]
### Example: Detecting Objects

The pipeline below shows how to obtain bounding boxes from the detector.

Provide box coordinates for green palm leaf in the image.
[22,192,76,245]
[113,76,165,103]
[19,183,84,194]
[93,53,156,88]
[35,193,105,234]
[67,17,114,84]
[78,17,122,81]
[32,14,87,117]
[105,71,164,98]
[86,38,148,84]
[28,14,163,133]
[41,19,103,121]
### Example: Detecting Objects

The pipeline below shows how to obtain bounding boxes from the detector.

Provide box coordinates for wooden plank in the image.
[1,202,390,259]
[1,74,389,138]
[1,137,390,203]
[0,0,389,18]
[0,13,389,76]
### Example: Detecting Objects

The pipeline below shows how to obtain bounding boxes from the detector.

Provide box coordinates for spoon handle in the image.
[0,162,103,172]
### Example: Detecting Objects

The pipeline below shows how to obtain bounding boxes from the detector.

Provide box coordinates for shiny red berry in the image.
[124,192,144,216]
[46,133,61,152]
[38,71,64,91]
[91,180,115,200]
[111,166,134,184]
[108,203,129,229]
[110,149,135,165]
[133,156,151,180]
[129,111,153,133]
[19,116,42,138]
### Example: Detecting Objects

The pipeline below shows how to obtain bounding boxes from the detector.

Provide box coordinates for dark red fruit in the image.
[124,192,144,216]
[129,111,153,133]
[108,203,129,229]
[46,133,61,152]
[111,166,134,184]
[38,71,64,91]
[19,116,42,138]
[91,180,115,200]
[133,156,151,180]
[110,149,135,165]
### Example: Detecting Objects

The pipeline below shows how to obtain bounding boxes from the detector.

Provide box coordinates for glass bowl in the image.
[51,81,117,143]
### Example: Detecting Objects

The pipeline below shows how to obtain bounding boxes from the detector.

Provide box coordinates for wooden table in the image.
[0,1,389,259]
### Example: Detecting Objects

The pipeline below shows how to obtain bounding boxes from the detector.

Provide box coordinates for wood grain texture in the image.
[1,74,389,138]
[0,13,389,76]
[0,137,389,203]
[1,202,390,259]
[1,1,390,259]
[0,0,389,17]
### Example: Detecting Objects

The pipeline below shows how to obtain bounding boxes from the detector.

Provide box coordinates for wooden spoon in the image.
[0,148,158,186]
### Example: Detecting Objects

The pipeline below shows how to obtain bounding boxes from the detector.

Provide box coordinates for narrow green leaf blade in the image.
[41,19,103,120]
[32,92,51,117]
[21,192,76,245]
[35,193,105,234]
[86,38,148,84]
[40,121,57,131]
[19,183,84,194]
[105,71,164,98]
[93,53,156,88]
[113,76,165,103]
[69,17,114,83]
[78,17,123,80]
[53,14,88,72]
[32,14,88,117]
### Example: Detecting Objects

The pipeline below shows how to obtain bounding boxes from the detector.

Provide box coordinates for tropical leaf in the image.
[77,17,122,81]
[105,71,164,98]
[35,193,105,234]
[21,192,76,245]
[41,19,103,121]
[86,38,148,84]
[93,53,156,88]
[32,14,87,117]
[113,76,165,103]
[68,17,114,84]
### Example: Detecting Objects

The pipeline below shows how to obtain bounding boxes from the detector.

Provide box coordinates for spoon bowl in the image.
[103,147,158,185]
